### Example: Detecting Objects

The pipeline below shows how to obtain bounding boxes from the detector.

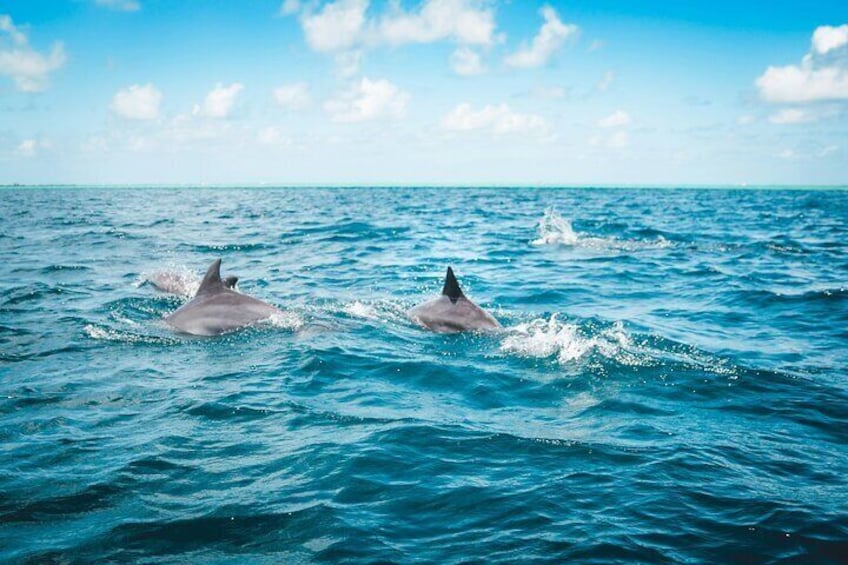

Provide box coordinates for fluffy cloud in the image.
[94,0,140,11]
[597,110,631,128]
[504,6,578,69]
[441,103,549,135]
[324,77,409,122]
[301,0,368,53]
[0,14,66,92]
[293,0,496,55]
[756,25,848,103]
[193,83,244,118]
[450,47,485,76]
[110,83,162,120]
[375,0,496,47]
[812,24,848,55]
[273,82,311,109]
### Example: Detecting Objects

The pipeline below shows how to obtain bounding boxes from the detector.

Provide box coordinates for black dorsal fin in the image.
[222,275,238,289]
[441,266,464,304]
[196,259,224,294]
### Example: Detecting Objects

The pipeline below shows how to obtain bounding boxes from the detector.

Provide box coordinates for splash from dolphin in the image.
[163,259,283,336]
[407,267,501,333]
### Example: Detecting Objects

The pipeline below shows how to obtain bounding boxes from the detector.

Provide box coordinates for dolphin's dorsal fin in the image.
[223,275,238,289]
[441,266,464,304]
[197,259,224,295]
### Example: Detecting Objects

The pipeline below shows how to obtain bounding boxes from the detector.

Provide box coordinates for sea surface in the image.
[1,187,847,563]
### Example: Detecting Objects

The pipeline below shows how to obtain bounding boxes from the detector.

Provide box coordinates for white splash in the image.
[266,310,305,331]
[532,207,579,246]
[500,315,640,365]
[343,301,380,320]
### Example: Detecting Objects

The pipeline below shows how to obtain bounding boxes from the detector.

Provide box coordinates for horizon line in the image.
[2,183,848,190]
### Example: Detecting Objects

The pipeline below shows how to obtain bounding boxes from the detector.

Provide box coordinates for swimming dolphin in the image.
[148,270,238,297]
[407,267,501,333]
[164,259,282,336]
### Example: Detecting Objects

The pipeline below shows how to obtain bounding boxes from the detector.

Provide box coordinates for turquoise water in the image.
[1,187,846,563]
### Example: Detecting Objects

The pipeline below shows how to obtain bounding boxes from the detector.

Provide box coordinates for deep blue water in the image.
[1,187,847,563]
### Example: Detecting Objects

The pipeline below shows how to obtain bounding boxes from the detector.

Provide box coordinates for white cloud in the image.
[597,110,631,128]
[273,82,310,109]
[450,47,485,76]
[757,64,848,102]
[778,148,797,160]
[812,24,848,55]
[193,83,244,118]
[756,25,848,103]
[768,107,814,124]
[597,70,614,92]
[324,77,409,122]
[737,114,756,125]
[15,138,52,157]
[376,0,496,47]
[110,83,162,120]
[441,103,549,135]
[293,0,496,62]
[301,0,368,53]
[94,0,141,11]
[504,5,578,69]
[15,139,37,157]
[0,14,66,92]
[279,0,301,16]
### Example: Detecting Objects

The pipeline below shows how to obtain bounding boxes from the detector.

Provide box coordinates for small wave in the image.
[500,315,640,365]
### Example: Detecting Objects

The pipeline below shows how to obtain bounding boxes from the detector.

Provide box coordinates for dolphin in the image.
[164,259,282,336]
[407,267,501,333]
[148,270,238,297]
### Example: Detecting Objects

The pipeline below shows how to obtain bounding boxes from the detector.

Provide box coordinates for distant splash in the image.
[532,207,672,251]
[532,207,579,246]
[500,315,643,366]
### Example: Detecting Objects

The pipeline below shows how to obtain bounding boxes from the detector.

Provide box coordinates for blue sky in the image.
[1,0,846,185]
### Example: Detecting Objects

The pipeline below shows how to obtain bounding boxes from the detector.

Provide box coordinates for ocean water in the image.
[1,187,846,563]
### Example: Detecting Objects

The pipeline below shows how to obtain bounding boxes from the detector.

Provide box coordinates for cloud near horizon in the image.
[0,14,66,92]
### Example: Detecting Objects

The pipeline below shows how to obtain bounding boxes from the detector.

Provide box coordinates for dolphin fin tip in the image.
[442,266,464,303]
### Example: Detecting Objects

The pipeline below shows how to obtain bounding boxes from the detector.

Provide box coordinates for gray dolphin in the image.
[164,259,282,336]
[148,270,238,297]
[407,267,501,333]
